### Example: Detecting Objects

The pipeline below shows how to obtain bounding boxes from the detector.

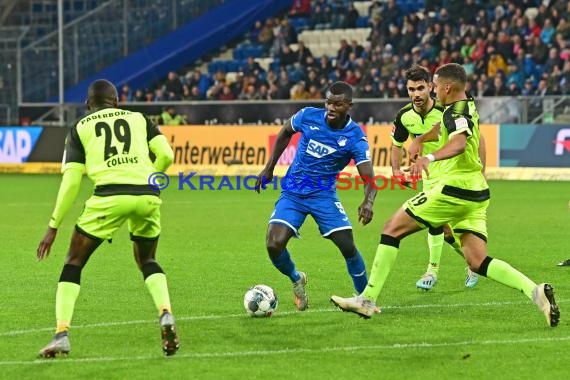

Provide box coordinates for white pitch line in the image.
[1,336,570,366]
[1,299,567,338]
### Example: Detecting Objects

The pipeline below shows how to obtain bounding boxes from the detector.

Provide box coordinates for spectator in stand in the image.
[144,89,154,102]
[521,79,535,96]
[507,63,524,89]
[512,34,525,57]
[541,18,556,45]
[557,18,570,40]
[474,79,487,98]
[461,0,479,25]
[346,4,359,29]
[279,45,297,70]
[507,81,522,96]
[357,81,378,98]
[219,85,236,101]
[559,61,570,94]
[331,0,347,29]
[163,72,183,100]
[368,0,382,22]
[242,56,264,77]
[487,49,508,77]
[546,67,562,95]
[276,69,292,99]
[289,0,311,18]
[254,83,270,100]
[154,88,167,102]
[133,88,145,102]
[484,76,508,96]
[230,73,245,97]
[186,85,204,101]
[350,40,365,58]
[290,81,309,100]
[250,20,263,44]
[336,40,351,69]
[119,84,132,102]
[311,3,331,30]
[258,19,274,54]
[307,84,322,99]
[380,0,401,36]
[280,18,297,45]
[303,55,318,73]
[239,84,258,100]
[305,68,321,90]
[496,31,514,62]
[543,47,562,74]
[527,18,542,39]
[295,41,313,66]
[158,106,185,125]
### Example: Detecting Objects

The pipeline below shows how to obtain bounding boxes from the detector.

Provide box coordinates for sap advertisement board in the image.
[0,127,67,164]
[0,127,44,163]
[500,124,570,167]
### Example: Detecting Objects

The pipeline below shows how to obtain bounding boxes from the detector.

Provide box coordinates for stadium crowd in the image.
[120,0,570,104]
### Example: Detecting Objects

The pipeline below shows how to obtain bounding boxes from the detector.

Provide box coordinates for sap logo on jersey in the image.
[554,129,570,156]
[306,139,337,158]
[0,127,43,163]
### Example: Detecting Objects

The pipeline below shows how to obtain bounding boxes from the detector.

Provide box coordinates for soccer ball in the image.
[243,285,278,317]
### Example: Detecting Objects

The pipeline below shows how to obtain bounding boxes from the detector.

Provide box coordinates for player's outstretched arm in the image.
[37,166,83,260]
[409,132,468,179]
[255,119,295,193]
[356,161,376,225]
[149,135,174,172]
[390,143,404,176]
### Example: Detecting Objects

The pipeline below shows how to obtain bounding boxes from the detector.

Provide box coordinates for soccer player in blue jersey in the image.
[36,79,179,357]
[255,81,376,311]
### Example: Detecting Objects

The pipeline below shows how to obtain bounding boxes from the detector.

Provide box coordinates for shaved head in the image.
[87,79,118,110]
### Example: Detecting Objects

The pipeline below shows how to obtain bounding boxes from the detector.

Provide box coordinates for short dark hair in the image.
[88,79,118,107]
[327,81,353,101]
[435,63,467,84]
[405,64,431,83]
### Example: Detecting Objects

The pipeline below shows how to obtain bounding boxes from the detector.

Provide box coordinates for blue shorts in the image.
[268,192,352,237]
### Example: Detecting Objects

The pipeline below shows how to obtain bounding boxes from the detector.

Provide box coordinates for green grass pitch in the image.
[0,174,568,379]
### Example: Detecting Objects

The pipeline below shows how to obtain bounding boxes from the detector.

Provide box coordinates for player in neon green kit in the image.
[391,64,478,290]
[331,63,560,328]
[36,79,180,357]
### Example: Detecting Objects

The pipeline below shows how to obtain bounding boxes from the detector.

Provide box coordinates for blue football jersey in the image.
[281,107,370,195]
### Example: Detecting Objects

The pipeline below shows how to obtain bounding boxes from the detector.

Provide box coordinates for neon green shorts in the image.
[404,184,489,240]
[76,195,162,241]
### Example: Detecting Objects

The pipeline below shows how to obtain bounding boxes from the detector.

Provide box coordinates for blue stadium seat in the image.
[289,17,310,33]
[208,61,220,74]
[356,16,369,28]
[226,60,240,72]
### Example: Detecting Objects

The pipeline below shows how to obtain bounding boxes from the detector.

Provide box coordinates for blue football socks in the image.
[345,251,368,293]
[271,249,301,283]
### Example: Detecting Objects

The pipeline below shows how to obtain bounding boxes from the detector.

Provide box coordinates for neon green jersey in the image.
[439,97,489,195]
[63,108,163,189]
[392,99,444,184]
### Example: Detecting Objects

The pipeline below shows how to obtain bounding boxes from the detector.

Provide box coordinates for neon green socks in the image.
[486,259,536,299]
[361,243,399,302]
[427,232,444,275]
[55,282,80,333]
[145,273,172,315]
